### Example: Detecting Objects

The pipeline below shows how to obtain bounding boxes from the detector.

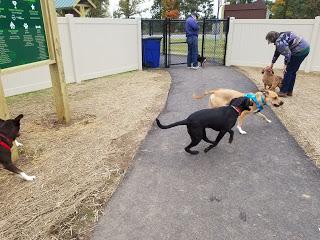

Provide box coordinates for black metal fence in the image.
[142,18,230,68]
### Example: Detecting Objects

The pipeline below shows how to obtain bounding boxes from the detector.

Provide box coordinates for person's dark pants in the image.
[187,35,198,67]
[281,52,309,93]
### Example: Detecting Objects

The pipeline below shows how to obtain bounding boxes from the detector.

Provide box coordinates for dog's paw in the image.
[239,130,247,135]
[25,176,36,181]
[19,172,36,181]
[190,151,199,155]
[185,148,199,155]
[15,140,23,147]
[237,126,247,135]
[204,146,212,153]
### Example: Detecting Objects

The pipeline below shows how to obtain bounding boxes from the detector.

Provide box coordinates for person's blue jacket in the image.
[185,16,199,37]
[272,31,310,65]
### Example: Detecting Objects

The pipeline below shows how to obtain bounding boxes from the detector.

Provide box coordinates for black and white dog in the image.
[156,97,252,154]
[197,55,207,67]
[0,114,36,181]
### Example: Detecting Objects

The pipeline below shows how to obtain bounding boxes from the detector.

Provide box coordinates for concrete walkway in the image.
[93,66,320,240]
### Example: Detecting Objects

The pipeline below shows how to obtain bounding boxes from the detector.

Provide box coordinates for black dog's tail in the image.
[156,118,187,129]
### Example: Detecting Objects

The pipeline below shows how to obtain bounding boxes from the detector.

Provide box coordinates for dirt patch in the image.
[236,66,320,167]
[0,70,171,239]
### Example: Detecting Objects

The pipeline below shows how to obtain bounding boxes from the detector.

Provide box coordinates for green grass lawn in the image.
[165,36,226,59]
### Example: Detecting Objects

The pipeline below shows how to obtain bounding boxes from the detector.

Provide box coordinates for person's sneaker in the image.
[187,66,192,69]
[278,92,287,97]
[191,66,200,70]
[287,92,293,96]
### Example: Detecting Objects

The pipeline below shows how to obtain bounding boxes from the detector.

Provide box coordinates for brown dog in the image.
[193,89,284,134]
[262,67,283,91]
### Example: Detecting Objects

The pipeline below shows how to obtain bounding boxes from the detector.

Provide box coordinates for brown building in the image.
[224,0,269,19]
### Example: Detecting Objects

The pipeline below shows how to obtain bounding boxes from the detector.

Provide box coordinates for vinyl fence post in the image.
[66,14,81,83]
[136,17,143,70]
[304,16,320,73]
[225,17,235,67]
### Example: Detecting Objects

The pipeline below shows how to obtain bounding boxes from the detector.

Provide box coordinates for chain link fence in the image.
[142,18,230,68]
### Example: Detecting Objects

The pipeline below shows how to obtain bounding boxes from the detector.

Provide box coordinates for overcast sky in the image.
[108,0,221,18]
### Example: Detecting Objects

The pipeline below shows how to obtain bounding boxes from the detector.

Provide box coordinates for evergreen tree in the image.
[151,0,162,19]
[113,0,145,18]
[88,0,110,17]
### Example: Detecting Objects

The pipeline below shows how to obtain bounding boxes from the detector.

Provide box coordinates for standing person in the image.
[185,12,200,70]
[265,31,310,97]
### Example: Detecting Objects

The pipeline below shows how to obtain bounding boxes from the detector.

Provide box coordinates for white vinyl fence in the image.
[2,16,320,97]
[226,16,320,72]
[1,15,142,96]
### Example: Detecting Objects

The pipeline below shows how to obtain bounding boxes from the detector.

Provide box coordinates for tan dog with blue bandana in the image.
[193,89,284,134]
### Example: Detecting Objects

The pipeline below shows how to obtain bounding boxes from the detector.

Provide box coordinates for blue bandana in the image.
[244,93,266,112]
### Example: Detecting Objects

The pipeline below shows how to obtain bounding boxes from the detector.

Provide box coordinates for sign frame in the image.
[0,0,71,160]
[0,0,70,123]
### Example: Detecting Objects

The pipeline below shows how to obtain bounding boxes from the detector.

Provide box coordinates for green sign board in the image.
[0,0,49,70]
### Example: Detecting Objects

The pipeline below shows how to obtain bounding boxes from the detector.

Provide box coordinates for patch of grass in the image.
[164,36,226,58]
[158,35,226,64]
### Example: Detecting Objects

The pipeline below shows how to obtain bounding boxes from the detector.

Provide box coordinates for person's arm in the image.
[280,46,291,66]
[269,39,291,71]
[277,40,291,73]
[267,50,279,70]
[271,50,281,66]
[275,39,291,65]
[190,19,199,31]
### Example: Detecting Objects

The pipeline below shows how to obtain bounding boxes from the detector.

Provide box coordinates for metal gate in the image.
[141,18,230,68]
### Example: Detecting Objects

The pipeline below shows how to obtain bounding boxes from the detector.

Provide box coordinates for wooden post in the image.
[46,0,71,123]
[0,72,9,120]
[80,5,86,17]
[0,71,19,161]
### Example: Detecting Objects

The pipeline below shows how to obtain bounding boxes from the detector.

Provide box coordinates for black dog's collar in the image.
[231,106,242,115]
[0,133,12,151]
[0,140,11,151]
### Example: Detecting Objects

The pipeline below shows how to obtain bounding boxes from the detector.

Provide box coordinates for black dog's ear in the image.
[14,114,24,122]
[229,97,237,106]
[229,97,243,106]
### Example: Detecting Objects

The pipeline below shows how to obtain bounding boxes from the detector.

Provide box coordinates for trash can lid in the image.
[142,36,163,40]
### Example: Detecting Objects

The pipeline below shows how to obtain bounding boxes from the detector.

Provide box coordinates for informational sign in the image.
[0,0,49,69]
